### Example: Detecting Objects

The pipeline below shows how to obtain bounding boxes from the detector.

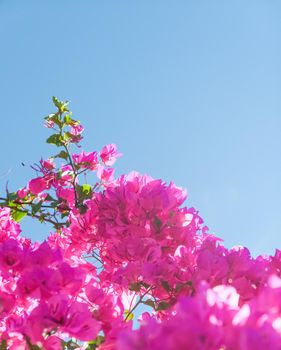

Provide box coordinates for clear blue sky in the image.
[0,0,280,256]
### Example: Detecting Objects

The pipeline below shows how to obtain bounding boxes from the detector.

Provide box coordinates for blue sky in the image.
[0,0,280,256]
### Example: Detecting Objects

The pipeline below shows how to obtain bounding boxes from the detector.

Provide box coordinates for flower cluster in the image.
[0,98,280,349]
[118,276,281,350]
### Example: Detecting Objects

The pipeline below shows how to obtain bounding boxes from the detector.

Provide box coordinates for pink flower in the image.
[100,144,121,166]
[17,188,28,199]
[43,336,63,350]
[0,208,21,240]
[28,241,62,267]
[5,116,281,350]
[40,158,55,171]
[17,266,53,300]
[70,124,84,136]
[0,291,15,318]
[48,262,86,295]
[0,239,24,272]
[97,166,114,185]
[44,119,54,128]
[64,300,100,340]
[56,187,75,206]
[28,177,49,194]
[26,296,100,343]
[72,151,98,170]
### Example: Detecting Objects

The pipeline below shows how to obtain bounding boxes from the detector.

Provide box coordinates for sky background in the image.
[0,0,280,257]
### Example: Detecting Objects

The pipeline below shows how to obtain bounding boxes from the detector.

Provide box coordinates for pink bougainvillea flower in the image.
[17,187,28,199]
[0,239,24,272]
[100,144,122,166]
[28,177,49,195]
[4,102,281,349]
[97,166,114,185]
[44,119,54,128]
[28,241,62,267]
[43,336,63,350]
[63,300,101,340]
[72,151,98,170]
[0,291,15,318]
[56,187,75,207]
[0,208,21,240]
[40,158,55,171]
[70,124,84,136]
[26,295,100,343]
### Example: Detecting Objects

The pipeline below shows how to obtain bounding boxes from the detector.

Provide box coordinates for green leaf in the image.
[63,340,80,350]
[142,299,155,308]
[7,200,17,208]
[129,282,141,292]
[11,210,27,222]
[141,281,151,289]
[52,96,69,113]
[57,170,63,179]
[76,184,92,202]
[45,194,55,201]
[25,337,41,350]
[46,134,64,147]
[31,201,42,215]
[45,112,64,128]
[85,336,105,350]
[39,214,46,223]
[52,113,64,128]
[175,280,193,292]
[0,339,7,350]
[51,200,59,208]
[44,113,55,120]
[52,96,61,107]
[7,192,17,201]
[161,280,170,292]
[63,114,76,125]
[154,216,162,231]
[85,344,96,350]
[82,184,91,193]
[55,150,68,160]
[156,301,170,311]
[61,211,69,219]
[77,203,88,214]
[124,309,134,321]
[27,345,41,350]
[63,131,73,142]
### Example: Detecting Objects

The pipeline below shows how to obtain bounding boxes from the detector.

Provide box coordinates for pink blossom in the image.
[26,296,100,343]
[0,208,21,240]
[70,124,84,136]
[28,177,49,194]
[3,113,281,349]
[0,239,24,272]
[63,300,100,340]
[100,144,121,166]
[97,166,115,185]
[44,119,54,128]
[0,291,15,318]
[43,336,63,350]
[72,151,98,170]
[40,158,55,171]
[28,241,62,267]
[56,187,75,206]
[17,188,28,199]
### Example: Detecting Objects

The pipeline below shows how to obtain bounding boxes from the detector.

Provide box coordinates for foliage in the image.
[0,98,281,349]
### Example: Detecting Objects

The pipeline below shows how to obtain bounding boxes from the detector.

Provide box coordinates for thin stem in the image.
[61,141,82,208]
[92,251,103,265]
[56,110,80,208]
[125,287,154,321]
[0,202,65,228]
